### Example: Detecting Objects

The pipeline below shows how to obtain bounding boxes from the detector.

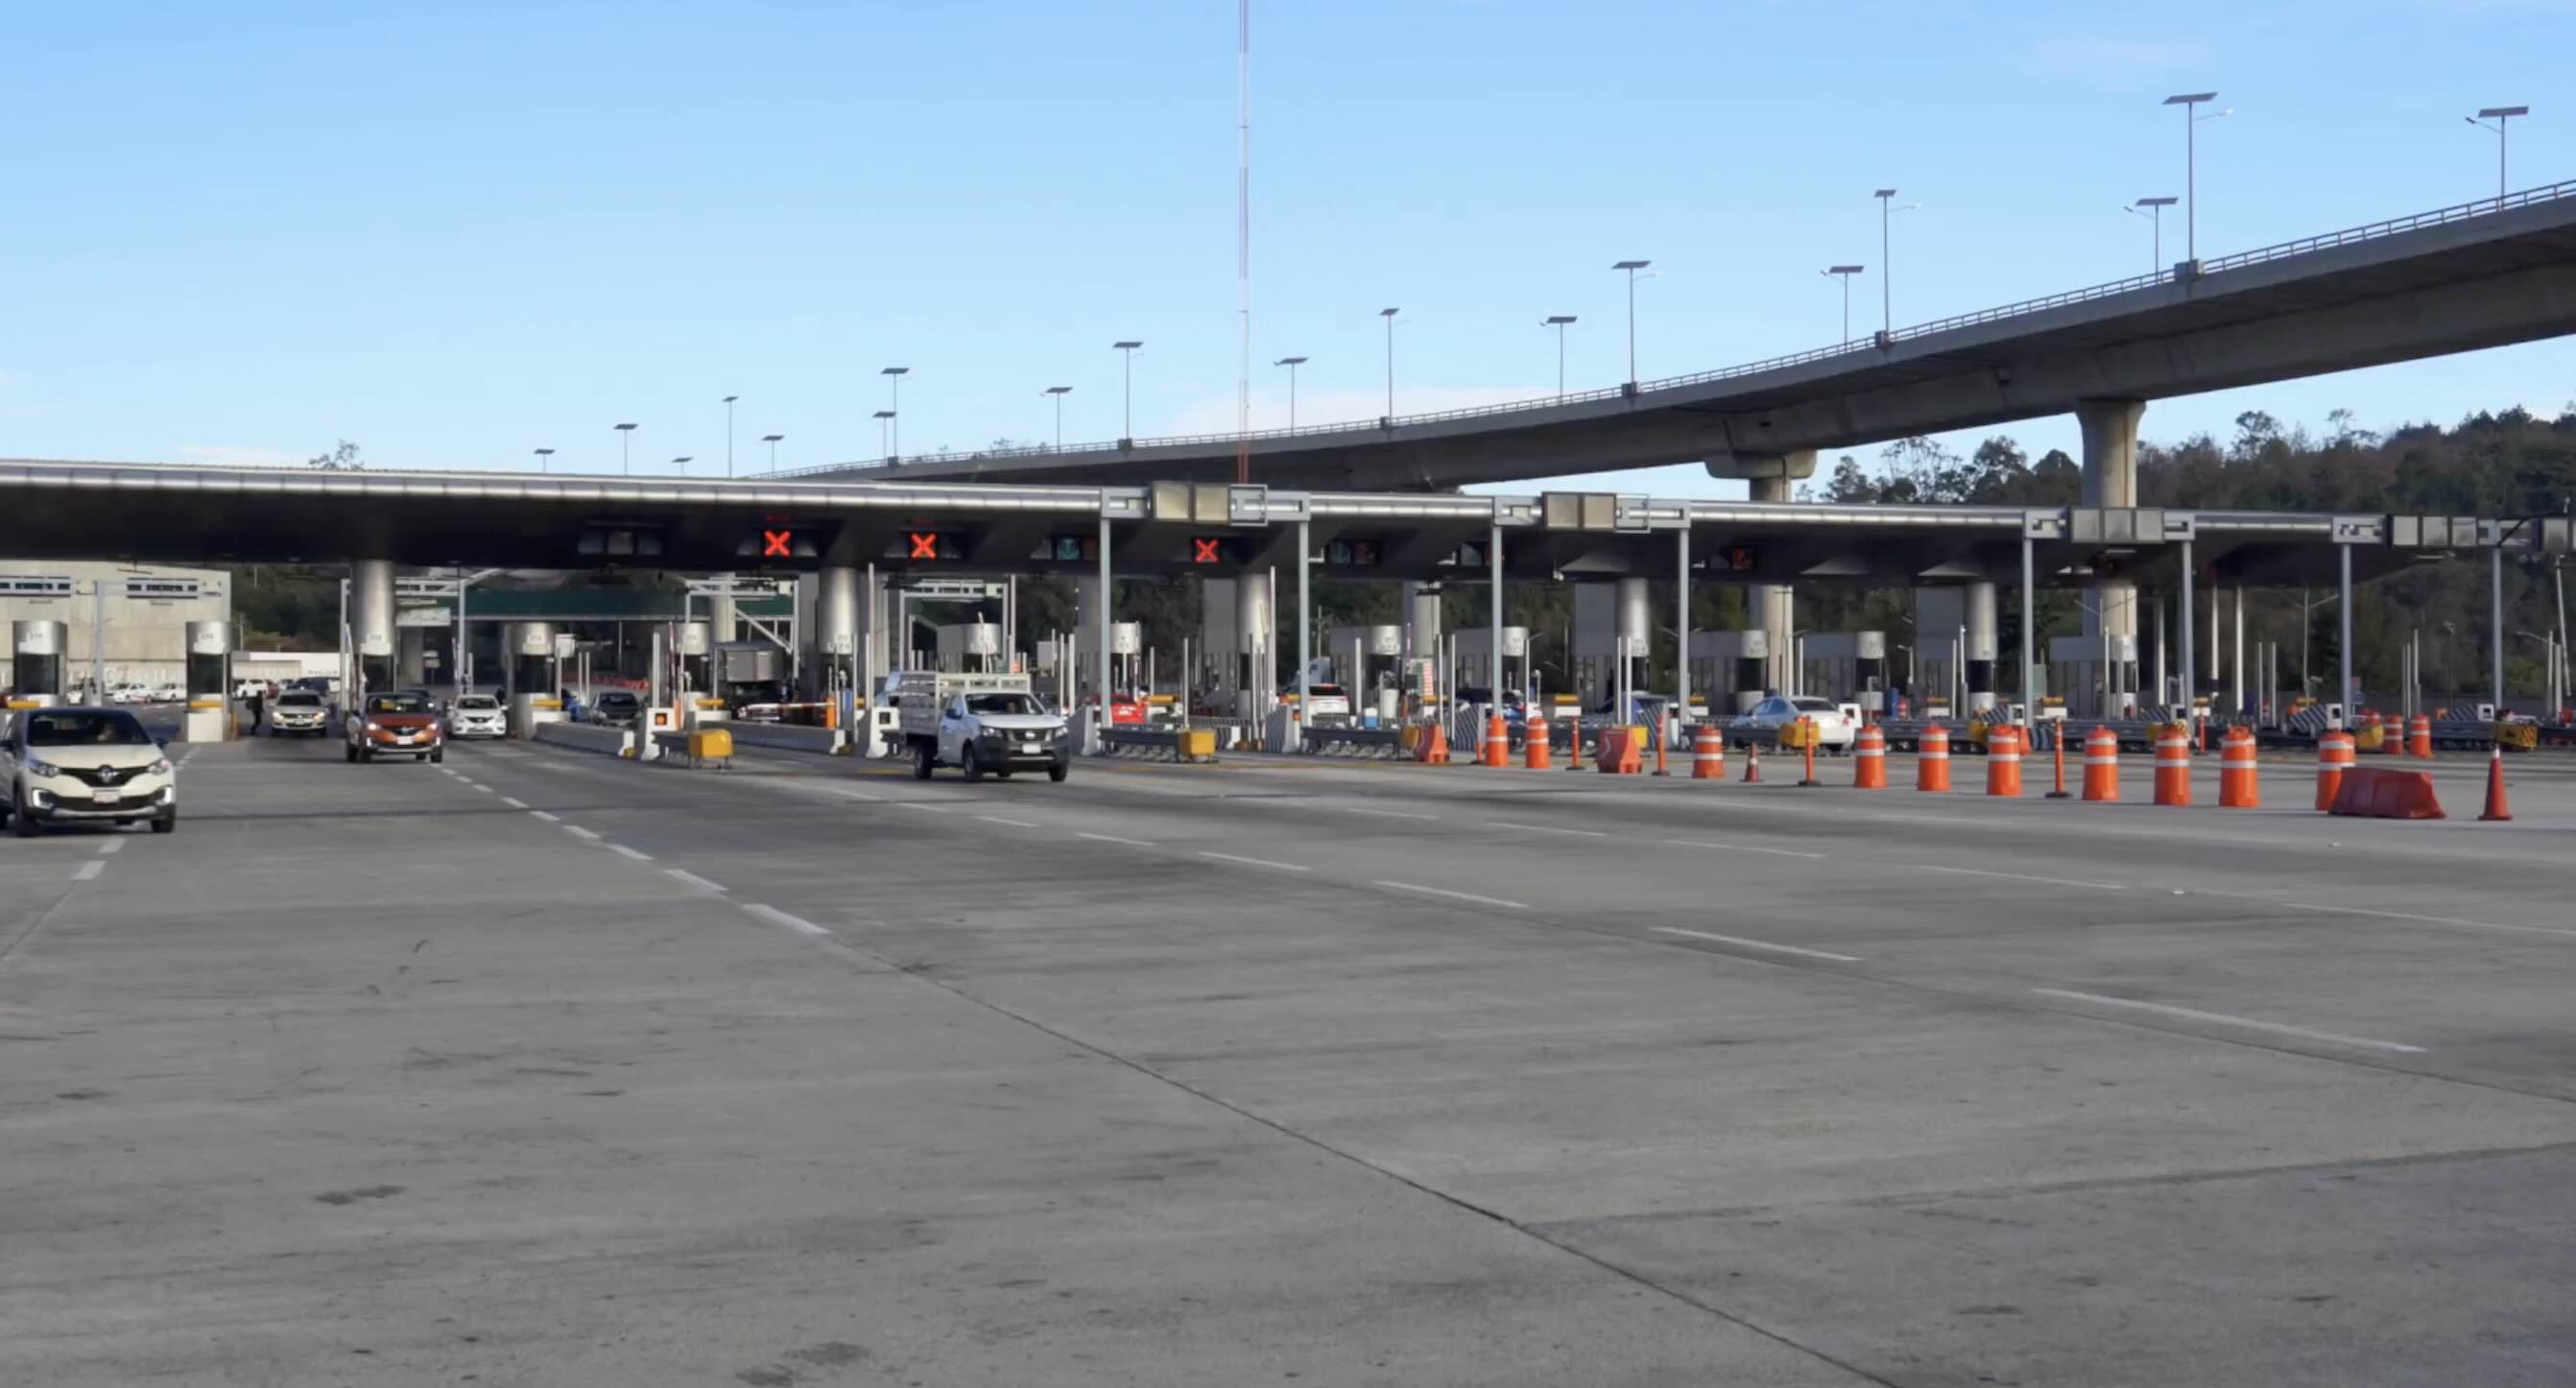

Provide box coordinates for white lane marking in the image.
[608,843,653,861]
[530,810,561,823]
[1660,838,1827,861]
[2271,898,2576,941]
[976,815,1040,828]
[500,797,530,809]
[665,868,727,893]
[1198,850,1311,873]
[743,902,831,937]
[1348,806,1441,821]
[1078,831,1157,848]
[467,782,494,794]
[1916,863,2127,891]
[2031,988,2426,1055]
[72,860,105,882]
[1374,879,1528,910]
[1653,926,1861,963]
[96,839,123,856]
[896,802,957,815]
[1487,821,1606,838]
[829,788,881,802]
[563,825,602,840]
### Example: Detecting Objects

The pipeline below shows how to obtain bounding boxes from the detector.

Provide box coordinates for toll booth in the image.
[183,620,230,742]
[1685,631,1771,714]
[1325,624,1403,723]
[1797,632,1888,714]
[1572,581,1653,712]
[10,619,66,709]
[673,620,713,699]
[1915,586,2000,713]
[1453,626,1530,710]
[936,622,1006,674]
[2047,633,2144,721]
[509,623,566,734]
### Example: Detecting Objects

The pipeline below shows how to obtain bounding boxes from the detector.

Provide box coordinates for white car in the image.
[1730,695,1859,753]
[447,694,508,739]
[267,690,331,736]
[150,682,185,704]
[1298,682,1352,726]
[107,682,151,705]
[3,706,177,835]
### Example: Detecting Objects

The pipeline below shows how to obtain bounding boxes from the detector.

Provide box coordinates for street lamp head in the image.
[1274,355,1307,367]
[880,366,909,377]
[1872,188,1896,200]
[870,411,894,421]
[1111,340,1142,350]
[1044,385,1072,395]
[613,422,636,432]
[1543,314,1577,325]
[1611,259,1649,271]
[2135,196,2179,208]
[722,395,738,404]
[2476,105,2530,120]
[1379,306,1399,318]
[533,447,555,456]
[2163,91,2218,106]
[1824,265,1863,276]
[761,433,785,443]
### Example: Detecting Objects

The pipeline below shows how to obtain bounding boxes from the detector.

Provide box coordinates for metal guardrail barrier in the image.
[1100,728,1218,763]
[764,180,2576,478]
[1298,726,1406,758]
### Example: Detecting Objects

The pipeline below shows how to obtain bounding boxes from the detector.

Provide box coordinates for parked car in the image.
[345,690,444,763]
[268,690,330,736]
[149,682,185,704]
[107,682,151,705]
[2,706,177,835]
[1729,694,1858,753]
[588,690,643,728]
[447,694,508,739]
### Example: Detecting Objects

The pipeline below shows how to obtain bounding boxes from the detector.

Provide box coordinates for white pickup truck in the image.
[895,672,1071,782]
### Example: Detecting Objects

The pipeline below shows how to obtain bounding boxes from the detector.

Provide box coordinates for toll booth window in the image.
[28,711,154,747]
[965,693,1044,717]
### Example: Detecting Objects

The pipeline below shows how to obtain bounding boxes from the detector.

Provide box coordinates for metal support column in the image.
[2338,542,2356,727]
[1675,524,1691,724]
[1096,516,1112,750]
[2178,541,2196,717]
[2019,534,2037,724]
[1295,520,1311,752]
[1487,518,1503,718]
[2491,543,2506,711]
[2231,585,2244,717]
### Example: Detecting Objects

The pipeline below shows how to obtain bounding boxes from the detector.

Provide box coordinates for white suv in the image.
[3,706,177,835]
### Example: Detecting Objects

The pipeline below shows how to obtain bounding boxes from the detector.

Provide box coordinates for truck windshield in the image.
[966,693,1044,716]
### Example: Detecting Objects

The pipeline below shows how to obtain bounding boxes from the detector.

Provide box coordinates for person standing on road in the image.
[246,683,266,734]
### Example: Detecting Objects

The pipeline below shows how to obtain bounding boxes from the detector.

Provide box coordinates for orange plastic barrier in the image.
[2407,713,2434,759]
[2152,725,2192,806]
[1524,716,1552,770]
[1691,723,1725,779]
[2217,725,2258,808]
[1595,726,1642,775]
[1985,724,2023,797]
[2082,726,2120,802]
[1415,723,1450,764]
[2043,725,2070,799]
[2479,747,2513,822]
[1852,723,1886,789]
[2314,730,2355,811]
[1917,724,1950,792]
[1796,717,1822,787]
[1481,714,1510,767]
[2327,767,2445,820]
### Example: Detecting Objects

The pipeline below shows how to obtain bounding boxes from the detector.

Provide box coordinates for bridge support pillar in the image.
[1403,581,1441,699]
[2078,397,2145,709]
[350,559,395,699]
[396,626,428,690]
[1745,454,1809,697]
[818,564,860,708]
[1966,581,2000,713]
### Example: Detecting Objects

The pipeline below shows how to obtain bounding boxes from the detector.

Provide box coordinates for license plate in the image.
[1023,743,1041,754]
[94,790,121,803]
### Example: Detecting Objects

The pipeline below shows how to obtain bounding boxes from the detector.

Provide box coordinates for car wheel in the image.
[151,809,175,834]
[961,746,983,783]
[10,792,35,838]
[912,743,935,780]
[429,748,444,764]
[1047,759,1069,783]
[345,744,357,763]
[359,746,373,764]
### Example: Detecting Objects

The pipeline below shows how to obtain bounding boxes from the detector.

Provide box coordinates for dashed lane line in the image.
[665,869,727,893]
[1652,926,1861,964]
[2031,988,2426,1055]
[1659,838,1826,861]
[828,788,880,802]
[96,840,122,856]
[1487,822,1607,838]
[530,810,561,823]
[608,843,653,861]
[1197,851,1311,873]
[1077,831,1157,848]
[896,802,958,815]
[1373,880,1528,910]
[1348,806,1441,822]
[72,860,104,882]
[742,902,832,937]
[976,815,1040,828]
[1913,863,2125,890]
[500,797,530,809]
[562,825,602,841]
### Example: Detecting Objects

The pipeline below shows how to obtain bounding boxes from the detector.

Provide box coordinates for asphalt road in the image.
[5,732,2574,1386]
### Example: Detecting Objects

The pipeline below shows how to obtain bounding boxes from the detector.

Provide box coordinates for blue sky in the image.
[3,0,2569,496]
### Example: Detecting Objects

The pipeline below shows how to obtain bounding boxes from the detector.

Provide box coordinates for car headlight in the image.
[24,757,59,778]
[365,721,381,732]
[147,757,171,775]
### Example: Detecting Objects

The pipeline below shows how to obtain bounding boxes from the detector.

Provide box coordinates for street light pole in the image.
[1542,316,1576,398]
[670,455,692,476]
[1044,385,1072,449]
[762,433,784,473]
[2162,93,2223,262]
[1872,191,1900,335]
[2127,196,2178,273]
[1821,267,1862,344]
[722,395,738,477]
[613,422,636,475]
[1378,308,1398,419]
[1273,356,1307,429]
[2467,106,2531,205]
[533,446,554,474]
[1610,260,1649,385]
[1111,341,1141,442]
[880,366,909,457]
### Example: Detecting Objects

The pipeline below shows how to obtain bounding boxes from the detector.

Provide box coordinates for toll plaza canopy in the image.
[4,459,2566,589]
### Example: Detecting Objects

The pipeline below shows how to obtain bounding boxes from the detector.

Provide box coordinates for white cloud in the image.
[174,443,304,467]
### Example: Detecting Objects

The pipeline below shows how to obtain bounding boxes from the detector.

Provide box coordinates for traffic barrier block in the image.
[1985,724,2023,797]
[1596,725,1643,775]
[2217,725,2258,808]
[1415,723,1450,764]
[1525,717,1552,770]
[1691,723,1726,780]
[2314,730,2355,811]
[2152,725,2191,806]
[1916,724,1949,792]
[1852,724,1886,789]
[2081,725,2119,802]
[2327,767,2445,820]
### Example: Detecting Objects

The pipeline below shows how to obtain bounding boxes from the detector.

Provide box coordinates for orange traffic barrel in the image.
[2081,725,2120,802]
[1917,724,1950,792]
[2153,724,2192,806]
[1524,715,1552,770]
[2374,710,2402,755]
[2314,730,2355,811]
[1985,724,2023,797]
[1481,714,1510,767]
[1691,722,1725,779]
[2217,725,2259,808]
[1852,723,1887,789]
[2406,713,2434,758]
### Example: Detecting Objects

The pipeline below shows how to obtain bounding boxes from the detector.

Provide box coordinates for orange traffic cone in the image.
[2479,746,2513,822]
[1742,740,1762,784]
